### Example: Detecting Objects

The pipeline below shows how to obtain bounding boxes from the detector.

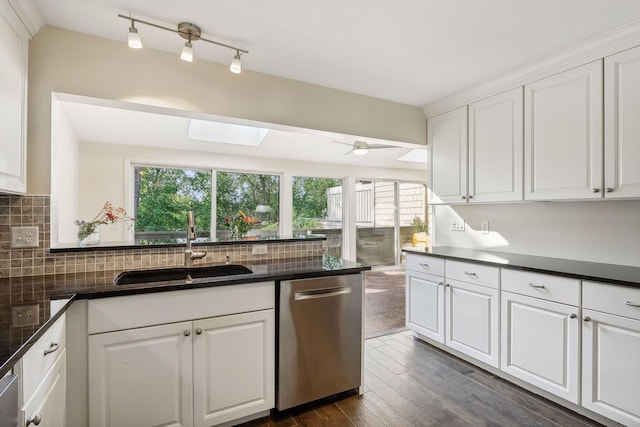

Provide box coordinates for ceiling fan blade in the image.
[367,144,396,149]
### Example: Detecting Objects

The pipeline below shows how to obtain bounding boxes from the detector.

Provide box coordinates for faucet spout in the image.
[185,210,207,268]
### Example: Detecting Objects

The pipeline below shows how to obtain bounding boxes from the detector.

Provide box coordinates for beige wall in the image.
[27,26,427,194]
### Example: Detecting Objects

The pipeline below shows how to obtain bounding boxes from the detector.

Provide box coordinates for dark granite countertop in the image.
[404,246,640,288]
[0,256,369,378]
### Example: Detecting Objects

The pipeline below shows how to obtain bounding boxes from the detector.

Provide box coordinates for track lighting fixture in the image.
[118,14,248,72]
[127,20,142,49]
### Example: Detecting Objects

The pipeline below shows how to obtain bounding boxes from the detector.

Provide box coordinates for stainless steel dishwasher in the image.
[277,274,363,410]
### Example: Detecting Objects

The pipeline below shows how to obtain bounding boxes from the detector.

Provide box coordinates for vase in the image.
[412,231,428,248]
[78,228,100,246]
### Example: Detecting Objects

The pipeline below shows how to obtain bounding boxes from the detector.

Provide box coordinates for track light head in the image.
[230,52,242,74]
[181,41,194,62]
[127,22,142,49]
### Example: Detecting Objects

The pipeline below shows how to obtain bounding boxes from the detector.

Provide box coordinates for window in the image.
[216,171,280,235]
[133,166,212,240]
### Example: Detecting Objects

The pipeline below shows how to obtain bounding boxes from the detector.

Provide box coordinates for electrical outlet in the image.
[481,221,490,234]
[12,304,40,327]
[252,244,268,255]
[450,218,465,231]
[11,226,39,248]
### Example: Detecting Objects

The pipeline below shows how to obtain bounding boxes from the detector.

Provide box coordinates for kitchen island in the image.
[2,254,369,427]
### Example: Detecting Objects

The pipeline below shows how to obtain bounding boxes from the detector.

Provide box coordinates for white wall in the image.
[28,26,427,194]
[50,98,80,244]
[433,201,640,266]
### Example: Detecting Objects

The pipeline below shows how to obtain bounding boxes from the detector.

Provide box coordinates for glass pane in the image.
[134,166,212,240]
[292,176,343,255]
[355,180,396,266]
[216,171,280,237]
[399,183,428,263]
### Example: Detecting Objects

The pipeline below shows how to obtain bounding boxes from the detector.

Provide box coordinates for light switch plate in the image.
[11,226,39,248]
[12,304,40,327]
[252,244,268,255]
[450,218,465,231]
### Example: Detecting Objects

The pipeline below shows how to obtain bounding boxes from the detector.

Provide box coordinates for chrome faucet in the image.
[185,211,207,268]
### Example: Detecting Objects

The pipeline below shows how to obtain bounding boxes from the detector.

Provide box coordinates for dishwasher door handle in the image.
[294,286,352,300]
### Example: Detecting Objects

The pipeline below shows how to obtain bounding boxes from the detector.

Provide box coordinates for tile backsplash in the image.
[0,194,323,279]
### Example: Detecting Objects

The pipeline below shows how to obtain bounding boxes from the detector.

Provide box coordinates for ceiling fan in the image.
[333,140,396,155]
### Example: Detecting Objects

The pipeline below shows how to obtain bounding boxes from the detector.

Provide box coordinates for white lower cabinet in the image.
[406,255,445,343]
[89,310,274,427]
[87,282,275,427]
[446,279,499,368]
[581,281,640,426]
[20,348,67,427]
[501,291,580,404]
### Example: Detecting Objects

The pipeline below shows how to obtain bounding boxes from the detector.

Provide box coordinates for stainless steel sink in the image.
[114,264,253,285]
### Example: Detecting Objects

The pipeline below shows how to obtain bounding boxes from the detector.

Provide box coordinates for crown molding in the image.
[422,18,640,118]
[8,0,44,38]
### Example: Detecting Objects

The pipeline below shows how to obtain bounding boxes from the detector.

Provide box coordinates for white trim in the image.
[423,18,640,118]
[7,0,43,38]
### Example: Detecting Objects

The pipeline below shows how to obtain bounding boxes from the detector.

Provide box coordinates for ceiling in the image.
[31,0,640,107]
[59,100,427,170]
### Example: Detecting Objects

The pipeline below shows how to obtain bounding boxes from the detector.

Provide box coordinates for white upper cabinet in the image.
[524,60,604,200]
[604,45,640,199]
[0,1,29,194]
[428,106,468,204]
[469,87,524,202]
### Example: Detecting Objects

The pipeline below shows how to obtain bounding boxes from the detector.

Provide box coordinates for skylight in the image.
[397,149,428,163]
[188,119,269,146]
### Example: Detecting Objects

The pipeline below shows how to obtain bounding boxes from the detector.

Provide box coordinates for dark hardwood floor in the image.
[239,331,603,427]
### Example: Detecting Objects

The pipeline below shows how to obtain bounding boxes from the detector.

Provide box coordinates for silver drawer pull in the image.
[43,342,59,356]
[464,271,477,277]
[195,328,203,335]
[26,413,42,426]
[438,282,444,286]
[528,283,545,289]
[419,263,429,269]
[183,330,191,336]
[569,314,577,319]
[625,301,640,308]
[584,316,592,322]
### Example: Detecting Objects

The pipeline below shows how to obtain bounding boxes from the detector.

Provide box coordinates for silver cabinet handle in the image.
[444,283,450,288]
[438,282,443,286]
[625,301,640,308]
[26,414,42,426]
[43,342,59,356]
[461,196,467,199]
[419,263,429,269]
[584,316,592,322]
[464,271,477,277]
[195,328,203,335]
[569,314,577,319]
[528,283,545,289]
[606,187,614,193]
[592,188,600,193]
[184,330,191,336]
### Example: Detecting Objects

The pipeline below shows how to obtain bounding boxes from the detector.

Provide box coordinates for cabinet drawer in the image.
[583,281,640,321]
[501,269,580,306]
[446,260,499,289]
[22,313,66,402]
[89,281,275,334]
[405,254,444,276]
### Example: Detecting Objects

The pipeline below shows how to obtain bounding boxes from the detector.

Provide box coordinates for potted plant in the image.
[410,216,429,247]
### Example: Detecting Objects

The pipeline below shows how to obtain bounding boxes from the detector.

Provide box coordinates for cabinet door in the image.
[0,1,28,194]
[89,322,193,427]
[582,309,640,426]
[428,106,468,204]
[469,87,524,202]
[20,349,66,427]
[604,46,640,199]
[406,272,445,343]
[445,280,499,368]
[501,292,580,403]
[524,61,603,200]
[193,310,274,427]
